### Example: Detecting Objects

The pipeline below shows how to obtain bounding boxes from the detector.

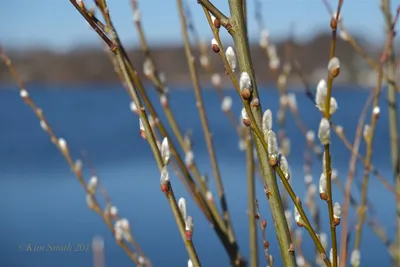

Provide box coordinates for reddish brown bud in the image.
[320,192,328,201]
[241,88,252,100]
[160,183,169,193]
[212,44,220,53]
[333,218,340,227]
[261,220,267,229]
[263,240,269,249]
[213,18,221,29]
[330,17,337,30]
[185,230,193,240]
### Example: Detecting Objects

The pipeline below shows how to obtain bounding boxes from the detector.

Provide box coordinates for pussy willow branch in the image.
[339,85,381,265]
[197,0,232,32]
[71,1,202,264]
[321,0,399,93]
[381,2,400,264]
[352,54,385,267]
[291,59,399,199]
[255,200,273,266]
[0,47,146,267]
[77,2,237,263]
[216,1,296,265]
[246,137,258,267]
[193,9,329,260]
[250,126,332,267]
[322,2,343,266]
[130,0,229,236]
[177,1,244,266]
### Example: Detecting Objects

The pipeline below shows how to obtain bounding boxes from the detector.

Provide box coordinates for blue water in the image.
[0,84,398,267]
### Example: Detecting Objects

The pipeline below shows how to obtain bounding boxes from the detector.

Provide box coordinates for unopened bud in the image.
[211,15,221,29]
[318,118,330,145]
[328,57,340,78]
[211,38,220,53]
[139,118,146,139]
[239,72,252,100]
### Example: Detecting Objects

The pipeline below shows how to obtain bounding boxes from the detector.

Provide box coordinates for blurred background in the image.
[0,0,399,267]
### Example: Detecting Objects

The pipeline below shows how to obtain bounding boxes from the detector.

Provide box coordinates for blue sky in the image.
[1,0,398,51]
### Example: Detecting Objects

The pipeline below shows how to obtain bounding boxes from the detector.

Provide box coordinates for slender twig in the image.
[320,3,344,266]
[246,137,258,267]
[216,1,296,265]
[177,0,244,266]
[352,53,385,267]
[321,0,399,93]
[381,1,400,264]
[250,126,332,267]
[255,200,273,266]
[197,0,232,32]
[0,47,146,267]
[130,0,229,236]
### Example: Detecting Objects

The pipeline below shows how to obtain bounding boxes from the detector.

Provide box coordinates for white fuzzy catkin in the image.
[160,166,170,184]
[328,57,340,73]
[318,118,331,145]
[225,46,237,72]
[319,173,327,195]
[306,130,315,142]
[262,109,273,133]
[88,176,98,194]
[211,73,221,87]
[333,202,341,219]
[239,72,252,91]
[294,206,301,224]
[350,249,361,266]
[221,96,232,112]
[188,259,193,267]
[267,131,278,159]
[161,137,170,165]
[315,79,327,111]
[20,89,29,98]
[279,155,290,180]
[185,150,194,167]
[178,197,187,221]
[373,106,380,117]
